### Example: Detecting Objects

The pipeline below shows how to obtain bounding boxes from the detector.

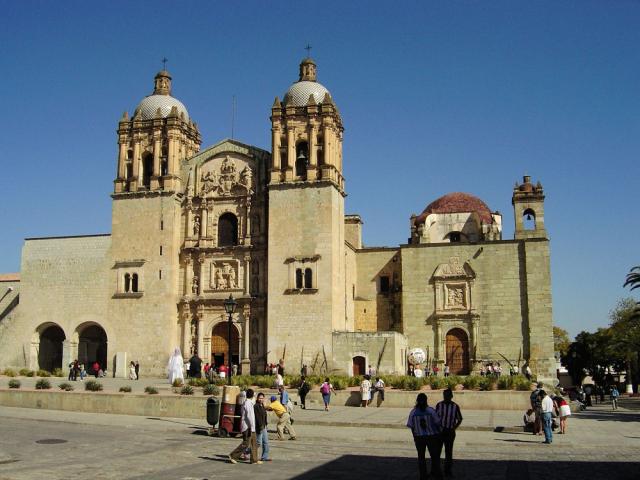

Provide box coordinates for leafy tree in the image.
[562,328,616,386]
[609,297,640,390]
[553,326,570,357]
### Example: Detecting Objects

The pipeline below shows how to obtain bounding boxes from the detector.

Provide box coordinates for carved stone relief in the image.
[210,261,239,290]
[199,156,253,197]
[445,284,467,309]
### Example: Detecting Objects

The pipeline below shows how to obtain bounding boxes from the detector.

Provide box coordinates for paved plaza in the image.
[0,401,639,479]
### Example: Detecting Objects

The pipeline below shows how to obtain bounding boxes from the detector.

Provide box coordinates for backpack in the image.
[320,382,330,395]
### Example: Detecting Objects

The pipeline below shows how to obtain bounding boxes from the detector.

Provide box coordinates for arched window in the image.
[218,213,238,247]
[295,141,308,180]
[295,269,303,289]
[131,273,139,293]
[523,209,536,230]
[304,268,313,289]
[142,153,153,189]
[124,273,131,293]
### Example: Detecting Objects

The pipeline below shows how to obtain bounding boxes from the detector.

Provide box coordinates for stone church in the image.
[0,58,555,382]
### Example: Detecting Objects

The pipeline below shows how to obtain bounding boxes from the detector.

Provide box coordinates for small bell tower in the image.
[270,57,344,191]
[114,69,201,194]
[512,175,547,239]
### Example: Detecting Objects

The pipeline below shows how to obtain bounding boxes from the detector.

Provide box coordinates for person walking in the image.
[134,361,140,380]
[611,385,620,410]
[540,389,554,444]
[79,363,86,381]
[128,361,137,380]
[167,348,184,384]
[555,396,571,434]
[407,393,443,480]
[320,378,335,411]
[92,361,100,378]
[530,382,543,436]
[189,353,202,378]
[374,377,385,406]
[229,389,261,464]
[435,388,463,477]
[444,364,450,377]
[360,375,372,407]
[298,376,310,409]
[268,395,297,441]
[254,393,271,462]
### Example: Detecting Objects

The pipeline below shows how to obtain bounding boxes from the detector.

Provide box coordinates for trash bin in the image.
[206,396,220,427]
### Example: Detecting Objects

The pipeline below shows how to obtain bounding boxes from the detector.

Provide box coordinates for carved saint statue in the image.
[215,267,226,290]
[228,264,237,289]
[240,166,253,189]
[193,216,200,236]
[191,275,199,295]
[201,170,217,195]
[447,286,465,308]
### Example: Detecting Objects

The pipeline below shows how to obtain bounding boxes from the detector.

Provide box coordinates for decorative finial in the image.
[162,57,168,70]
[304,43,312,58]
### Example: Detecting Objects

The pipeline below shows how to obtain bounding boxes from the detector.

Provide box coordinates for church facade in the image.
[0,58,555,382]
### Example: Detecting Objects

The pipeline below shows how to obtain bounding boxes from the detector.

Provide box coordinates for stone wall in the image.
[332,331,407,375]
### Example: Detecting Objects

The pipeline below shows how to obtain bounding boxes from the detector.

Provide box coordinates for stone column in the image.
[244,255,251,295]
[181,312,190,359]
[272,127,281,170]
[118,141,127,178]
[203,337,211,364]
[153,135,161,173]
[201,207,208,238]
[197,318,205,359]
[308,124,318,180]
[322,124,331,171]
[184,256,193,297]
[131,141,141,190]
[286,127,295,181]
[167,134,176,175]
[241,310,251,374]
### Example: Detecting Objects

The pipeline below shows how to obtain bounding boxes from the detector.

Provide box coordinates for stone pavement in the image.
[0,403,638,479]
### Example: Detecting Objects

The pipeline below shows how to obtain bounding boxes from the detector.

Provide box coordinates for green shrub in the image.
[232,376,251,390]
[213,377,227,387]
[463,375,481,390]
[144,386,158,395]
[513,375,533,391]
[196,377,209,387]
[119,386,132,393]
[35,379,51,390]
[26,370,35,377]
[479,377,496,391]
[19,368,31,376]
[203,384,219,396]
[256,375,275,388]
[497,376,510,390]
[180,385,194,395]
[187,378,198,386]
[348,376,362,387]
[172,378,184,388]
[58,382,74,391]
[406,377,422,391]
[36,369,51,377]
[52,368,64,377]
[84,380,103,392]
[445,375,462,390]
[8,379,20,389]
[330,377,347,390]
[428,376,445,390]
[2,368,16,377]
[390,376,407,390]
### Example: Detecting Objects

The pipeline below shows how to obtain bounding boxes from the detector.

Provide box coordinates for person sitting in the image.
[523,408,535,432]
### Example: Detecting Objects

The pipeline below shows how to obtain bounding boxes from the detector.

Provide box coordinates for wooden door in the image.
[445,328,470,375]
[211,322,239,366]
[352,356,366,376]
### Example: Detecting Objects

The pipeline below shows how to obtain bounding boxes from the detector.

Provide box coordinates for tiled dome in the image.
[415,192,494,224]
[135,94,189,121]
[283,81,331,107]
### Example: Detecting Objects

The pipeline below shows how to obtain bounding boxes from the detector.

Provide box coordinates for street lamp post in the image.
[223,294,237,386]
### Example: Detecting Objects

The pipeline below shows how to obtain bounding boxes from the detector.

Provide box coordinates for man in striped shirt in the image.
[435,388,463,477]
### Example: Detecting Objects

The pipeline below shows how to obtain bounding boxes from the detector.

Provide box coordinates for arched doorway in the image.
[445,328,470,375]
[211,322,239,369]
[352,356,366,376]
[38,324,65,372]
[77,324,108,372]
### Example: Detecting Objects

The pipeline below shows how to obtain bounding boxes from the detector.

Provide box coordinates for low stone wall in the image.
[0,388,530,419]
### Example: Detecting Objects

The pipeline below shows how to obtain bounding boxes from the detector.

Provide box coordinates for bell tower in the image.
[114,70,201,194]
[267,57,347,370]
[107,70,201,376]
[512,175,547,239]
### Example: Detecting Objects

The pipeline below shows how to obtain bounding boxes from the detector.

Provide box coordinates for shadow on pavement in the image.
[575,410,640,422]
[286,455,640,480]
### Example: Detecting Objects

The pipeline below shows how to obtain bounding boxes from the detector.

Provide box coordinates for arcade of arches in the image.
[32,323,108,372]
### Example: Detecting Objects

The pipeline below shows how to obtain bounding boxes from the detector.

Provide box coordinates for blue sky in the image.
[1,1,638,338]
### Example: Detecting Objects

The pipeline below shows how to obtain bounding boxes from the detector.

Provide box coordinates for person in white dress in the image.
[360,375,372,407]
[167,347,184,384]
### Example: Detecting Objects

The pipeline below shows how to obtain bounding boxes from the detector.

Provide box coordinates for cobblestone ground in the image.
[0,404,638,479]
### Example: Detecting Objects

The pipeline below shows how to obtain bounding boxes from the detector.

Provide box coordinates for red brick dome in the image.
[415,192,494,224]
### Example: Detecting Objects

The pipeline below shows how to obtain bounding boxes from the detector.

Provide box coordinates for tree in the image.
[562,328,617,386]
[623,266,640,320]
[553,326,570,357]
[609,297,640,390]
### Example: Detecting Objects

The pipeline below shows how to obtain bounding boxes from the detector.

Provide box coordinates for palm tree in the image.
[624,266,640,320]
